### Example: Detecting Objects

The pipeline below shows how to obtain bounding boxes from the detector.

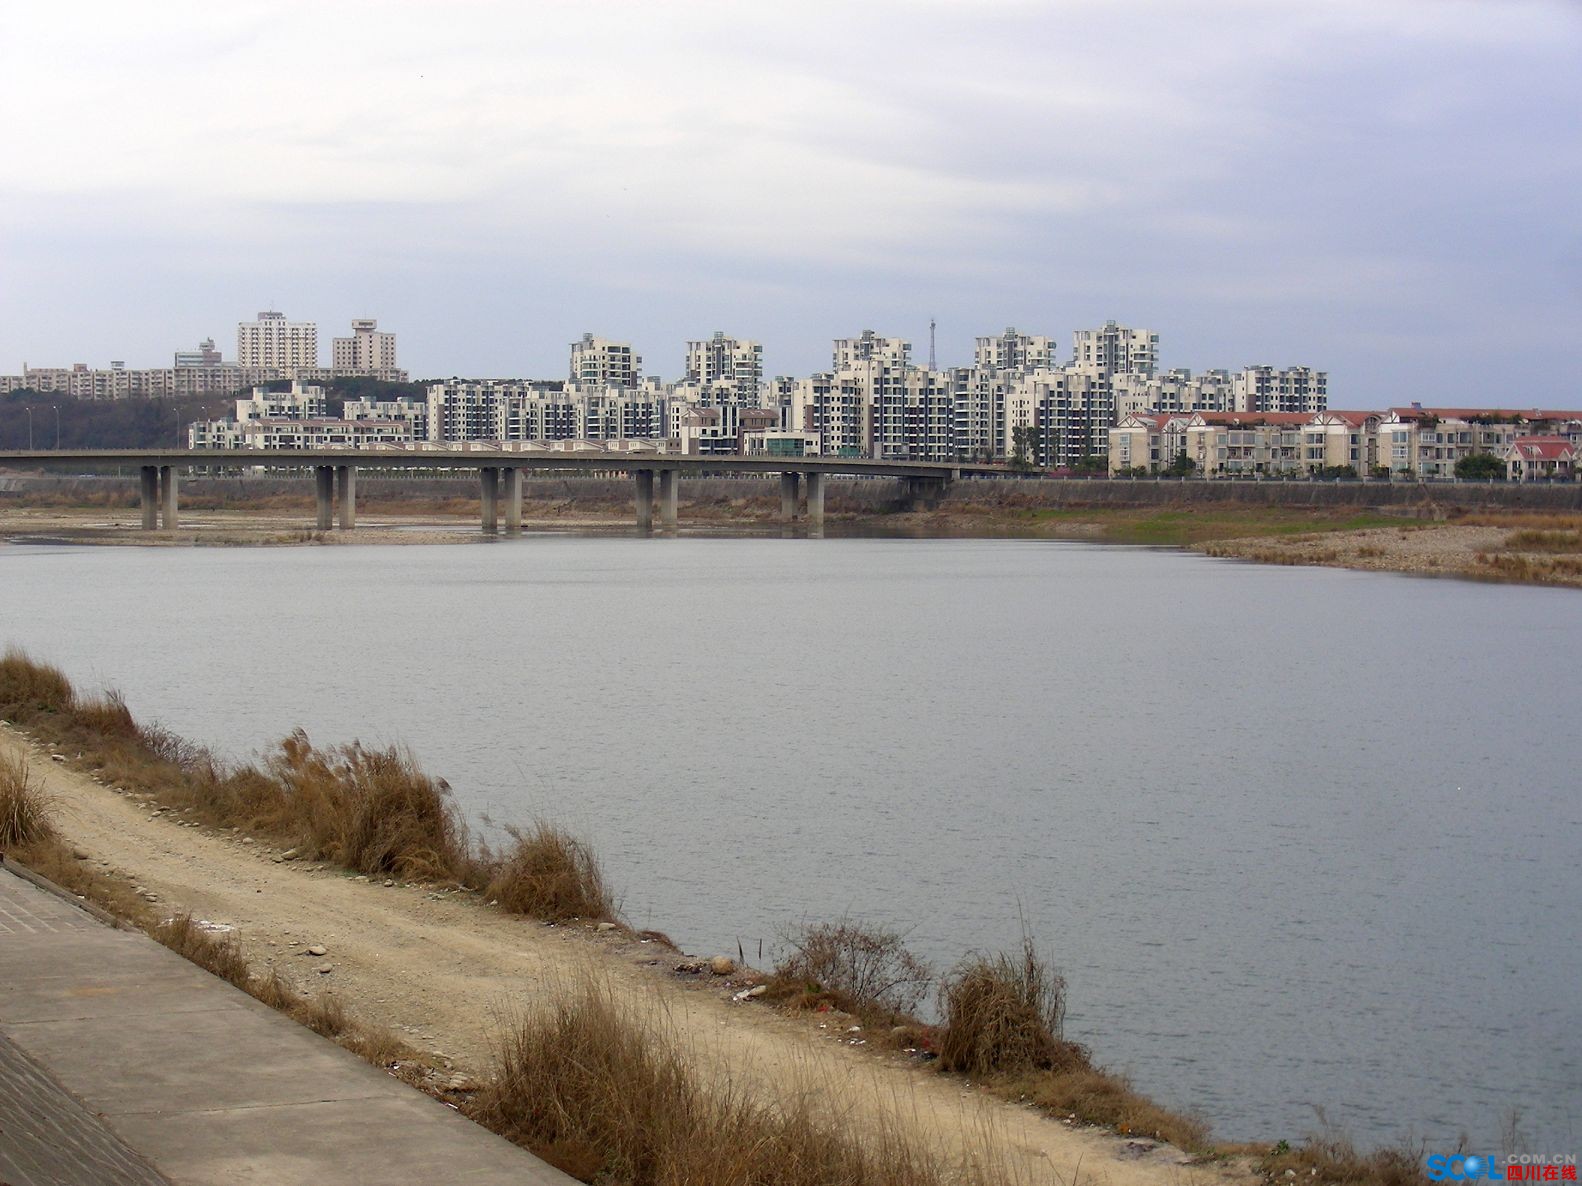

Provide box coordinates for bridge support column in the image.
[805,471,825,535]
[335,465,356,530]
[314,466,334,531]
[634,470,654,532]
[158,466,178,530]
[503,467,522,535]
[658,468,678,530]
[780,471,801,523]
[139,466,159,530]
[480,467,499,534]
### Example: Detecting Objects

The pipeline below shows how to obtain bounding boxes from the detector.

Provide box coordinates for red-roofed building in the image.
[1503,437,1578,482]
[1379,408,1582,477]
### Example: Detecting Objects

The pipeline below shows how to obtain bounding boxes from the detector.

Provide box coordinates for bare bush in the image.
[937,935,1073,1077]
[773,918,932,1019]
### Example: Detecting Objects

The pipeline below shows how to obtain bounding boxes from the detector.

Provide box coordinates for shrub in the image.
[262,730,468,881]
[482,822,615,922]
[772,918,932,1020]
[0,647,74,717]
[0,751,54,848]
[936,935,1077,1077]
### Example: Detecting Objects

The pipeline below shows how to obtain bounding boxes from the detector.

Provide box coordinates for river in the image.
[1,536,1577,1149]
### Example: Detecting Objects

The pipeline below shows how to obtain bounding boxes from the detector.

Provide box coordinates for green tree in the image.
[1010,425,1038,471]
[1164,451,1195,476]
[1454,453,1505,480]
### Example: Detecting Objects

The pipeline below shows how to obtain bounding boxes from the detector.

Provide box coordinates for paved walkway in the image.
[0,862,572,1186]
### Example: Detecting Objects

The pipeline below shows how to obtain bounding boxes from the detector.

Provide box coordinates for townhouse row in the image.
[1109,407,1582,480]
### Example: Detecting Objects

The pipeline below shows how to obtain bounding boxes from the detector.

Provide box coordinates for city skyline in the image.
[3,2,1578,403]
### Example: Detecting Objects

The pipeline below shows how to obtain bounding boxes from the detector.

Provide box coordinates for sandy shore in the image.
[1199,524,1582,588]
[0,721,1253,1186]
[6,503,1579,590]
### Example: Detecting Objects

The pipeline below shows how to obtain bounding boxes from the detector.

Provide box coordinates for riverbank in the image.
[7,497,1582,589]
[0,674,1251,1186]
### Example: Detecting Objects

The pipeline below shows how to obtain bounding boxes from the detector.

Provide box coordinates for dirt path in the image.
[2,723,1249,1186]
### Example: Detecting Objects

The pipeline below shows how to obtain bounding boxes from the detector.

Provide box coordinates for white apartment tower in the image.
[1072,321,1158,377]
[833,330,910,372]
[685,331,763,404]
[1232,366,1328,414]
[570,334,642,388]
[237,311,319,371]
[974,328,1056,373]
[332,319,398,372]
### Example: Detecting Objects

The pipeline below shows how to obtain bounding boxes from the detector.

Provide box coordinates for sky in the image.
[1,0,1579,405]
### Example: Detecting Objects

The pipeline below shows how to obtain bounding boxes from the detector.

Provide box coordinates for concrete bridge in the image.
[0,449,996,533]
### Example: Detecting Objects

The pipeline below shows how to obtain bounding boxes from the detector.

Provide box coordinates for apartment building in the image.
[237,312,319,371]
[870,368,955,461]
[973,328,1056,373]
[1108,412,1194,473]
[174,339,223,369]
[675,405,780,456]
[1232,366,1328,414]
[1113,369,1235,419]
[570,334,642,388]
[1300,411,1379,473]
[684,332,762,405]
[332,319,399,375]
[833,330,910,372]
[951,367,1012,462]
[1376,407,1582,477]
[1072,321,1157,378]
[1184,412,1313,476]
[1503,437,1578,481]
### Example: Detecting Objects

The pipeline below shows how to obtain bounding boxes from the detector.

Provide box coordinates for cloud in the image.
[0,0,1577,399]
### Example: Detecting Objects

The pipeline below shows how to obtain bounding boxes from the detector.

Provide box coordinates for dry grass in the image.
[1258,1132,1425,1186]
[0,652,616,926]
[153,913,252,988]
[470,976,1008,1186]
[0,647,75,718]
[937,938,1207,1150]
[770,918,932,1025]
[1474,552,1582,585]
[1505,528,1582,552]
[480,822,616,922]
[937,937,1073,1077]
[261,730,469,881]
[0,751,55,848]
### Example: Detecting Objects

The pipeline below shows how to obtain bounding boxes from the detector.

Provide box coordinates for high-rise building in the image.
[1071,321,1158,378]
[684,331,762,404]
[1232,366,1328,414]
[237,312,319,371]
[974,328,1056,373]
[570,334,642,388]
[332,318,398,373]
[833,330,909,372]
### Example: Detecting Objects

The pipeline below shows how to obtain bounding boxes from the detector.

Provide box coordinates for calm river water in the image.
[2,536,1577,1148]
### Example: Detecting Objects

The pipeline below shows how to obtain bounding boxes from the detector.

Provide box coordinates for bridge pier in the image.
[633,470,654,532]
[314,466,334,531]
[780,472,801,523]
[159,466,178,529]
[503,467,522,534]
[139,467,159,530]
[480,467,499,534]
[805,471,825,535]
[899,475,949,511]
[335,465,356,530]
[658,469,678,529]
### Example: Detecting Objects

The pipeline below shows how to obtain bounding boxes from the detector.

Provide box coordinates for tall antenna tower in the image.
[929,317,937,371]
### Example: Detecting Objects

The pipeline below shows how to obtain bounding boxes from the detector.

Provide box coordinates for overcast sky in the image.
[2,0,1578,404]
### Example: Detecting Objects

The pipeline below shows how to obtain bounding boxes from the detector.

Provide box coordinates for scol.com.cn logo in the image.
[1425,1155,1578,1182]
